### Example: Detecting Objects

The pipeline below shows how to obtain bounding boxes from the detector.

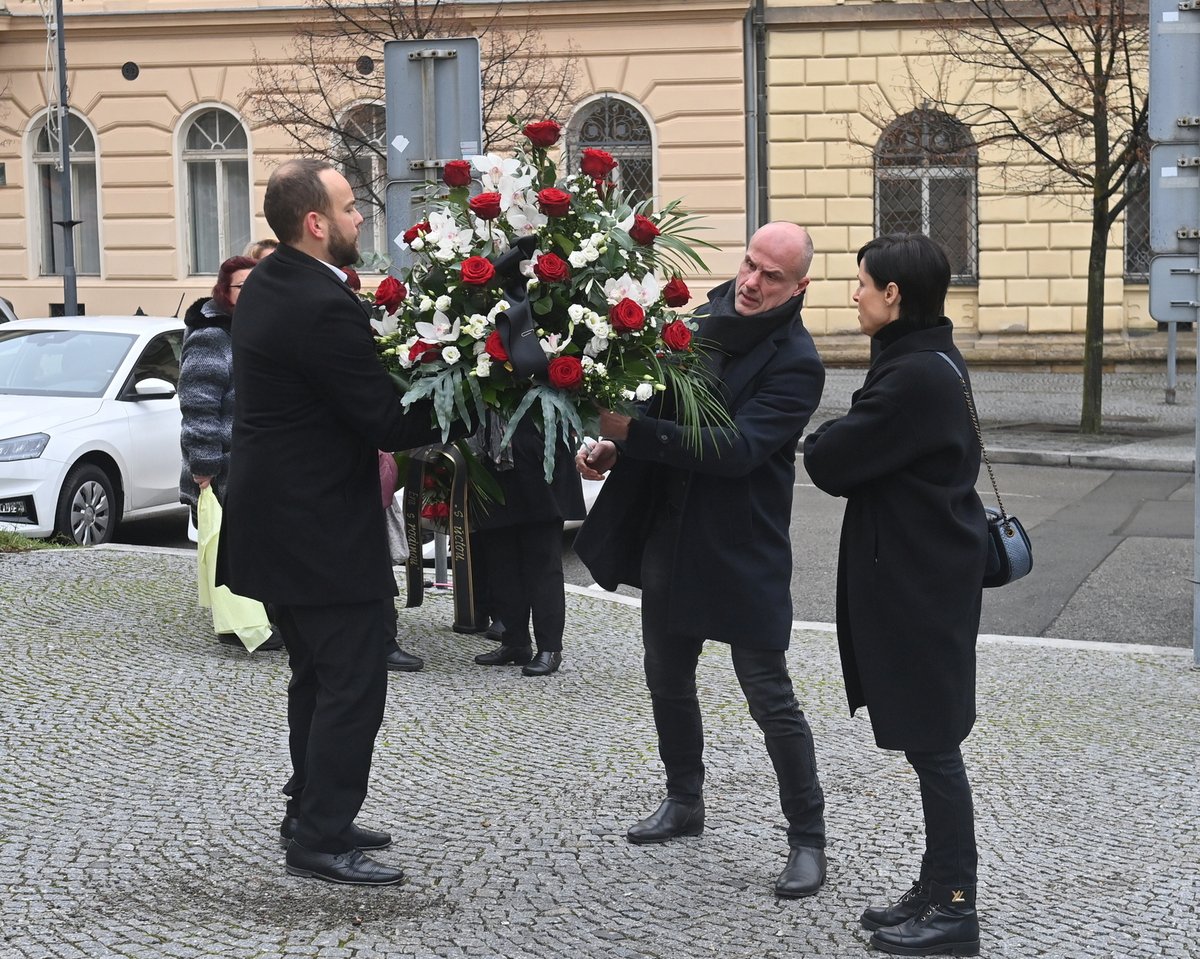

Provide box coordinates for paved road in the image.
[1,548,1197,959]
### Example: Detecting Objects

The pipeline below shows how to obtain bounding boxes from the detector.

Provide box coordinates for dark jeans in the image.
[906,747,978,887]
[276,599,393,854]
[640,521,825,848]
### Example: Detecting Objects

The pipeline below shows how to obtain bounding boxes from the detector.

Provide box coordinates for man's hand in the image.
[576,438,618,481]
[597,408,632,441]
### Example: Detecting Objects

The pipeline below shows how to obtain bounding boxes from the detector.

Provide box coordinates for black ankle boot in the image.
[869,882,979,957]
[626,797,704,844]
[860,878,930,930]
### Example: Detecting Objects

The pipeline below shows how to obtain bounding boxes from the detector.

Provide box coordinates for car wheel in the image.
[55,464,118,546]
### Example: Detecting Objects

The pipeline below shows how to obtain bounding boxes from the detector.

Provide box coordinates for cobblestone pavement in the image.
[1,549,1196,959]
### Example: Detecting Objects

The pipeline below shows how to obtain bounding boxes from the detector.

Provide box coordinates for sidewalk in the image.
[819,368,1198,472]
[1,548,1196,959]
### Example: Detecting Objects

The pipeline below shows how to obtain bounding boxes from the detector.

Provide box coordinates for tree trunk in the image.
[1079,213,1109,434]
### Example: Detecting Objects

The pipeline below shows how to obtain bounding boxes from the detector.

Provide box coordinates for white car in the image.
[0,316,186,545]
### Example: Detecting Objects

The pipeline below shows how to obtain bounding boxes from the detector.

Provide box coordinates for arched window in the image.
[1123,162,1150,283]
[875,109,978,283]
[181,107,251,274]
[566,96,654,206]
[32,111,100,276]
[338,104,387,267]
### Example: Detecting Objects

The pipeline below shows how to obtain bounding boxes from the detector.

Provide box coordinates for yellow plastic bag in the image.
[196,486,273,651]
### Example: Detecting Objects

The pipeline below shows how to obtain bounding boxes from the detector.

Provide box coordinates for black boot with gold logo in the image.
[869,881,979,956]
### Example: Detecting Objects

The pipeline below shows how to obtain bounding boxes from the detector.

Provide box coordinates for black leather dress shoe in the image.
[279,816,392,851]
[626,797,705,844]
[284,840,404,886]
[474,643,533,666]
[217,632,242,647]
[386,645,424,672]
[774,846,827,898]
[861,879,929,930]
[521,651,562,676]
[257,628,285,652]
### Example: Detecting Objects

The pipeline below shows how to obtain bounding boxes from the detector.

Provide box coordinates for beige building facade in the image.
[1,0,1158,365]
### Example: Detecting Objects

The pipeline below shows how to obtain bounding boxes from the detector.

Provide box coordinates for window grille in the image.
[1123,163,1150,283]
[875,109,978,283]
[339,104,388,267]
[566,96,654,206]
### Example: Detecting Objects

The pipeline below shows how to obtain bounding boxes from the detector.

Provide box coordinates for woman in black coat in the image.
[803,234,987,957]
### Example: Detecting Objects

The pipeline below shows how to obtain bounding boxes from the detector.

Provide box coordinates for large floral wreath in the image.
[374,119,728,478]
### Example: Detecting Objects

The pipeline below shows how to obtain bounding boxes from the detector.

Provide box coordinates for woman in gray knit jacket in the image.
[178,255,283,650]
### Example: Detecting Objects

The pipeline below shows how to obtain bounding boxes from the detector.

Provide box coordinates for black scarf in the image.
[695,278,803,373]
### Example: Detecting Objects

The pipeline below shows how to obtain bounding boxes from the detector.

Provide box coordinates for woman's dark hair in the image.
[211,255,259,313]
[264,158,335,244]
[856,233,951,328]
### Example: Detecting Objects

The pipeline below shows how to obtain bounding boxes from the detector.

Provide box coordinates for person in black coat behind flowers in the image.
[575,222,828,899]
[803,233,987,957]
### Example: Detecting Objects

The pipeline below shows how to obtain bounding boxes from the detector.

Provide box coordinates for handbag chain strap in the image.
[934,351,1010,523]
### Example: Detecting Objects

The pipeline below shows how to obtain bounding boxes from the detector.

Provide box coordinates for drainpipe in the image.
[743,0,769,240]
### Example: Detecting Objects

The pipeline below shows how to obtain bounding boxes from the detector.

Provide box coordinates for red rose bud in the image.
[547,355,584,391]
[537,187,572,218]
[609,297,646,334]
[485,330,509,361]
[661,320,692,351]
[433,502,450,520]
[403,221,430,245]
[629,214,660,246]
[442,159,472,188]
[469,191,503,221]
[663,276,691,308]
[581,147,618,180]
[461,255,497,286]
[374,276,407,312]
[523,120,562,148]
[534,252,571,284]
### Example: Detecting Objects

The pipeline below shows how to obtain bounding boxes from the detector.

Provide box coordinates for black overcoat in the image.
[216,244,443,606]
[574,296,825,650]
[802,321,987,752]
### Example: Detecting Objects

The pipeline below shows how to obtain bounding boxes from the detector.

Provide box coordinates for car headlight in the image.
[0,433,50,462]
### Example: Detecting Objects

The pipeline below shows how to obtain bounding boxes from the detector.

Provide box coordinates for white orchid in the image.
[469,153,534,210]
[415,313,460,343]
[602,272,661,308]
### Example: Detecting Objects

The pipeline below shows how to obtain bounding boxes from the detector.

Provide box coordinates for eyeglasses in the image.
[230,283,244,289]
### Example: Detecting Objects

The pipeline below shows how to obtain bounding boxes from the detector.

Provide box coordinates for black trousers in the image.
[477,520,566,652]
[905,747,978,887]
[640,519,826,849]
[275,599,393,854]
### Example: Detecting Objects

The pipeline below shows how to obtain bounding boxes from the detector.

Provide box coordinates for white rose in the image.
[567,304,585,322]
[410,237,425,251]
[442,346,461,365]
[435,295,452,313]
[569,250,589,269]
[635,383,654,402]
[475,355,492,378]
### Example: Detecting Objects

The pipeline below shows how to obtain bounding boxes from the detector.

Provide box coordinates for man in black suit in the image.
[217,158,446,885]
[574,222,829,898]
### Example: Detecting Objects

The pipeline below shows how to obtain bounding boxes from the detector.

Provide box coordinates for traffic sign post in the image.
[382,37,482,275]
[1148,0,1200,665]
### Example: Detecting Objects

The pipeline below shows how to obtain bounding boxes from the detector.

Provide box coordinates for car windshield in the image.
[0,329,137,397]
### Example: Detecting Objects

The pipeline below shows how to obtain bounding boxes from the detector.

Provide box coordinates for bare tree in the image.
[909,0,1148,434]
[248,0,577,213]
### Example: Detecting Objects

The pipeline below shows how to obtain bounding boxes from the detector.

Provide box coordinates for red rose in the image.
[403,221,430,245]
[629,214,660,246]
[408,340,440,363]
[547,355,584,391]
[485,330,509,361]
[534,252,571,285]
[537,187,572,218]
[343,267,362,292]
[461,256,496,286]
[421,502,450,521]
[524,120,562,147]
[581,147,618,180]
[469,192,503,220]
[442,159,472,188]
[609,297,645,334]
[662,276,691,308]
[661,320,692,352]
[374,276,407,312]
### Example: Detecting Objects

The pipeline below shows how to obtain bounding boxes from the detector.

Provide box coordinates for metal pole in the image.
[1166,320,1177,404]
[53,0,79,316]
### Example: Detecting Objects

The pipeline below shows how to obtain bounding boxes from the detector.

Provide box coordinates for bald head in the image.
[734,222,813,315]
